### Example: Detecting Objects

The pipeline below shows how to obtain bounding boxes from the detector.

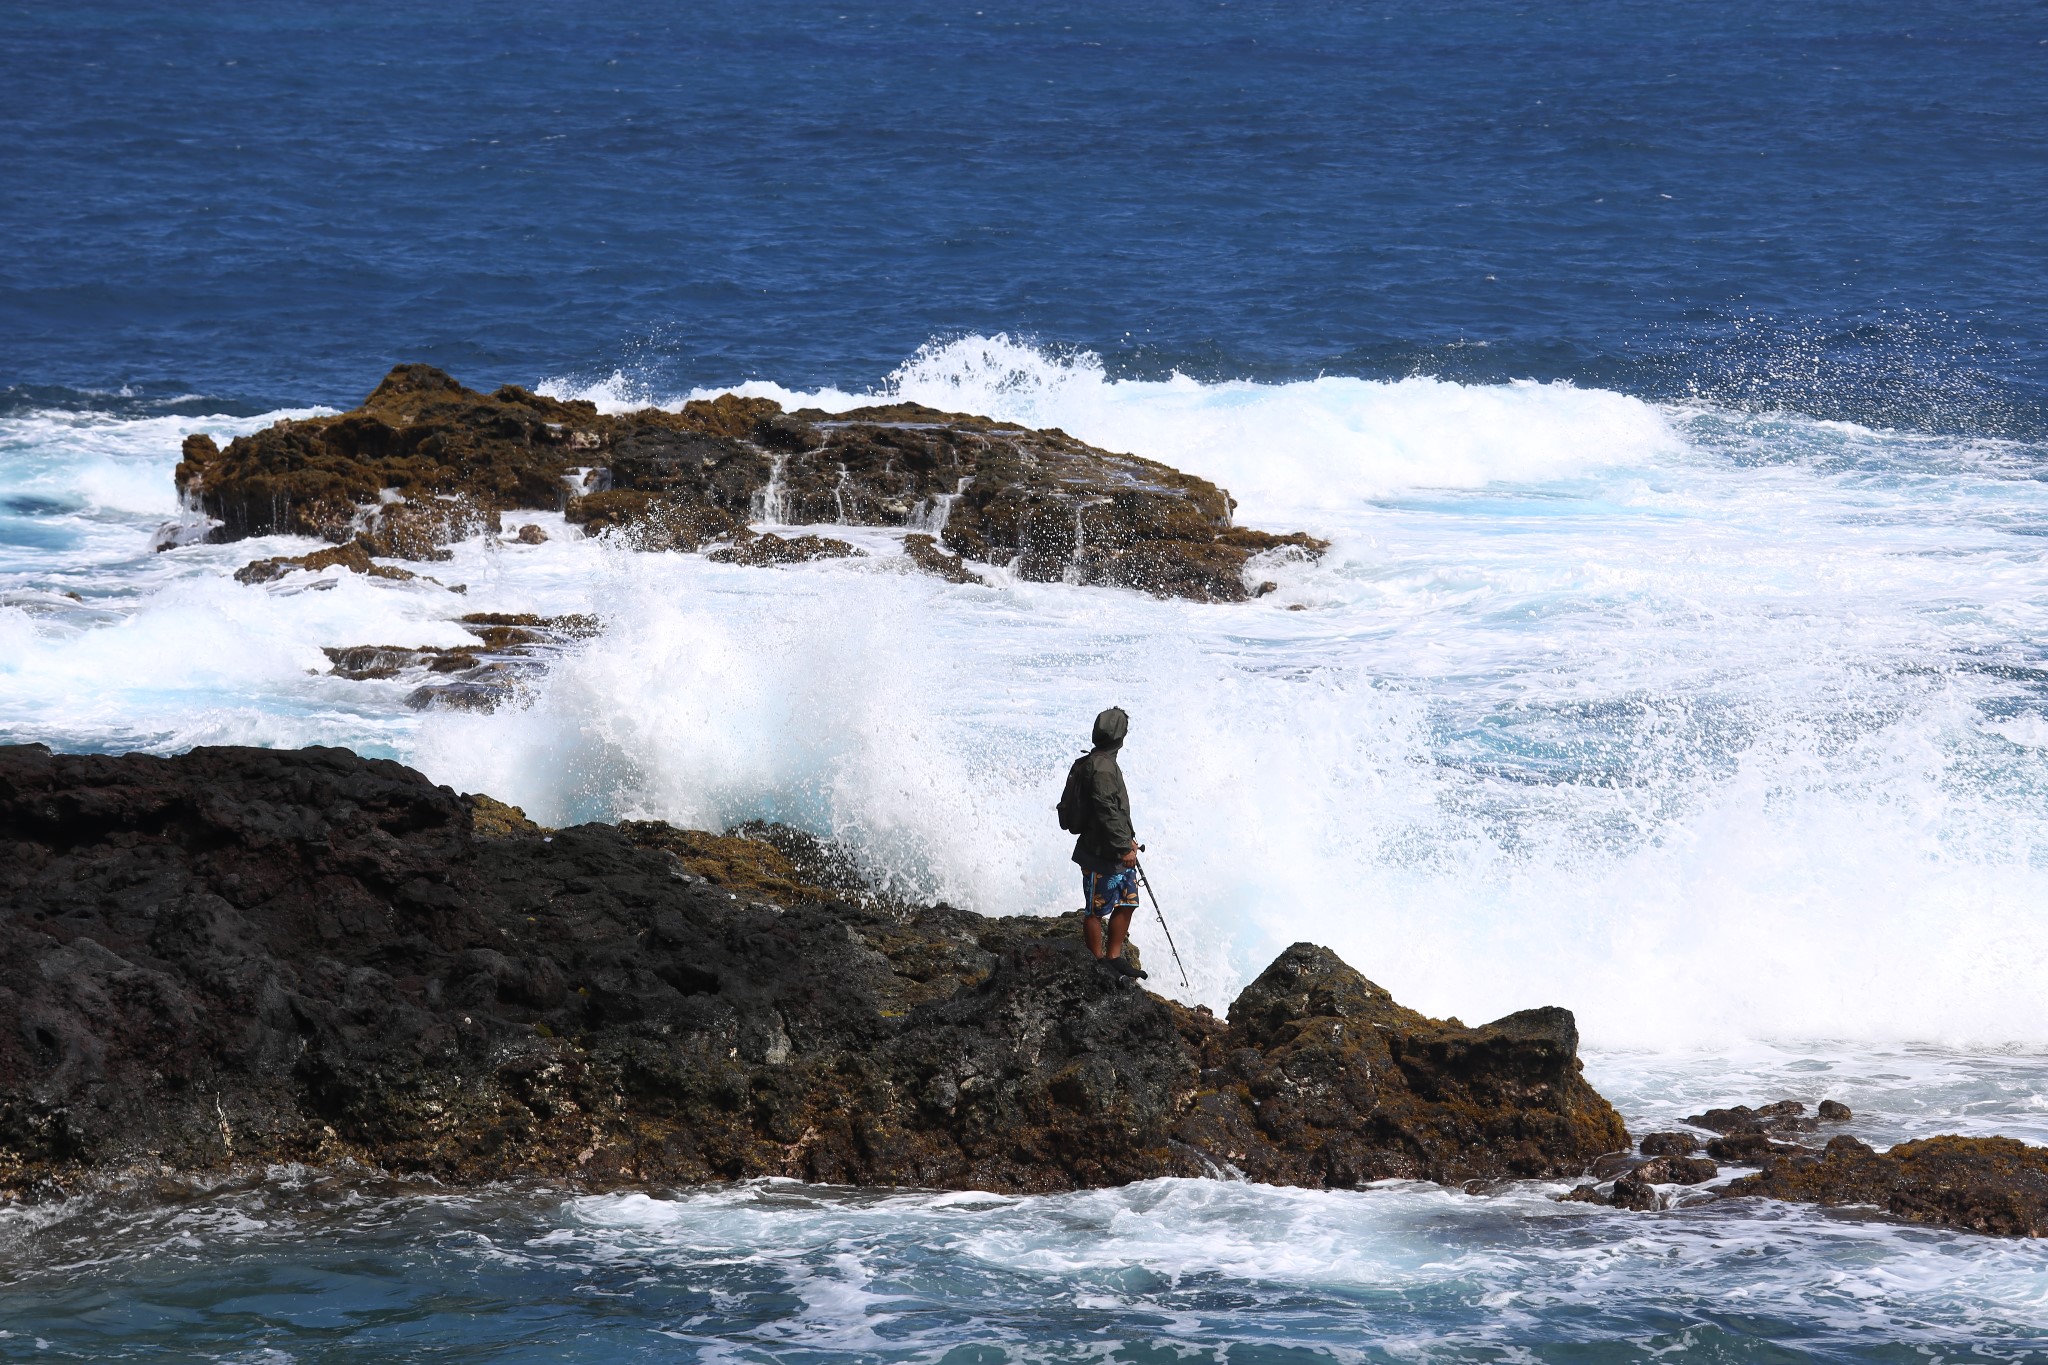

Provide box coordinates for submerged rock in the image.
[320,613,599,710]
[0,743,1619,1200]
[175,365,1327,602]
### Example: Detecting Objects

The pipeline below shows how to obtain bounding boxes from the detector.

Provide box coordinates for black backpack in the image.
[1056,754,1092,834]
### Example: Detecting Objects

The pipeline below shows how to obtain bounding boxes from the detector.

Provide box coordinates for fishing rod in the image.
[1132,848,1191,990]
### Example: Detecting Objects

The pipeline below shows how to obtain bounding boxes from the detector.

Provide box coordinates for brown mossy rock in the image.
[233,539,418,585]
[675,392,791,441]
[1640,1130,1702,1157]
[0,744,1614,1199]
[176,365,773,548]
[179,367,606,543]
[1685,1100,1817,1135]
[1707,1132,1813,1163]
[466,794,546,839]
[456,612,601,648]
[1558,1153,1717,1210]
[1722,1135,2048,1238]
[615,822,822,904]
[1637,1154,1718,1184]
[566,491,740,551]
[707,532,862,567]
[903,533,979,584]
[324,646,430,680]
[777,406,1327,600]
[1177,944,1630,1186]
[317,615,599,717]
[176,367,1324,602]
[357,495,500,561]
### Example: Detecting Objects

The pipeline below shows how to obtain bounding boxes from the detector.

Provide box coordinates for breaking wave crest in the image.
[553,333,1683,522]
[9,340,2048,1046]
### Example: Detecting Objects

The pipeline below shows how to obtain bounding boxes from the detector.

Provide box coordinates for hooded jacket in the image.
[1071,706,1135,870]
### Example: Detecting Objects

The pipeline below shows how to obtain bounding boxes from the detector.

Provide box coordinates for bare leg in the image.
[1105,905,1135,959]
[1083,914,1105,958]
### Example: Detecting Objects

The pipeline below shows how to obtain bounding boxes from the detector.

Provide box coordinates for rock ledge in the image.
[1,743,1618,1198]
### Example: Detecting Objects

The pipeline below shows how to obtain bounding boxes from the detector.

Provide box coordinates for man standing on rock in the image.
[1060,706,1147,979]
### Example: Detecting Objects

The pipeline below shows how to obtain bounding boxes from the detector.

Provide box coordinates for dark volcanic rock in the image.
[1638,1131,1701,1157]
[0,744,1621,1198]
[1723,1135,2048,1238]
[175,366,1326,602]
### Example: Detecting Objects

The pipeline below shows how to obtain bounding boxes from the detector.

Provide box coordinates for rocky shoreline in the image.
[3,743,2044,1238]
[169,364,1327,603]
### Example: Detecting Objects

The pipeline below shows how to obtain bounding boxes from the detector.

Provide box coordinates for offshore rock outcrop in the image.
[0,744,1619,1200]
[177,365,1325,601]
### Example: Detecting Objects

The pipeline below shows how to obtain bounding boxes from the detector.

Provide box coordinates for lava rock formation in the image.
[1,743,1619,1199]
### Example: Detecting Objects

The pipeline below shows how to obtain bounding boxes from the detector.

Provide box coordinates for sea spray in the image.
[8,344,2048,1045]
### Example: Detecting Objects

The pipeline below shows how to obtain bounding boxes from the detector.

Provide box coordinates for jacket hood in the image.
[1091,706,1129,750]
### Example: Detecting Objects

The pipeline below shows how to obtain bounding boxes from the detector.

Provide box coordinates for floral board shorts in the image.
[1080,865,1140,920]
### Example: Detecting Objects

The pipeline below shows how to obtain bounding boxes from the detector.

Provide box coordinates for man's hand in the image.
[1121,842,1139,867]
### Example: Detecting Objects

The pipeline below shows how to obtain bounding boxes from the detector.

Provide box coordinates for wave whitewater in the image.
[4,339,2048,1048]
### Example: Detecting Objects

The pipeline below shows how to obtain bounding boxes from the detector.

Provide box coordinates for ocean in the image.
[4,1,2048,1358]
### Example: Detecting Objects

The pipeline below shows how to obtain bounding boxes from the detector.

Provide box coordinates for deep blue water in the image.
[4,0,2045,430]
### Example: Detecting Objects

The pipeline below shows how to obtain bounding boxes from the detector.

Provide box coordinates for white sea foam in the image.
[17,1152,2048,1357]
[548,1169,2048,1351]
[11,344,2048,1047]
[549,335,1685,527]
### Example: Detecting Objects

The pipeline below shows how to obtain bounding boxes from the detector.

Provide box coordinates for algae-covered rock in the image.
[706,531,862,567]
[175,366,1325,602]
[1722,1135,2048,1238]
[233,539,419,585]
